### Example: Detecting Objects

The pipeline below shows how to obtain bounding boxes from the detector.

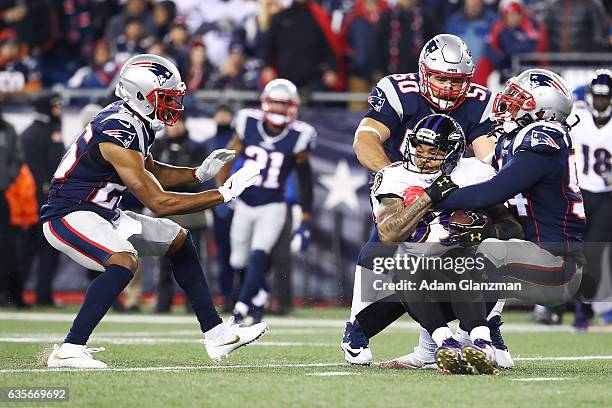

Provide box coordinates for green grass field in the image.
[0,308,610,408]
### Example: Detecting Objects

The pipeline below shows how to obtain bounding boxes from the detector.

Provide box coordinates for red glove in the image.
[401,186,425,206]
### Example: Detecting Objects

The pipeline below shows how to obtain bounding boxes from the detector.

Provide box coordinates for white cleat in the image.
[341,342,373,365]
[204,317,268,362]
[377,351,437,369]
[494,347,515,369]
[47,343,108,369]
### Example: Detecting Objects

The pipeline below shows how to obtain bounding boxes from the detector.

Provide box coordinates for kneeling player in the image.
[364,114,521,373]
[421,69,585,318]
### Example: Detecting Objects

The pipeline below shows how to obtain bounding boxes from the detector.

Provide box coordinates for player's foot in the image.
[231,312,245,326]
[204,316,268,362]
[243,305,264,327]
[572,301,592,332]
[377,350,437,369]
[341,321,372,365]
[435,338,474,375]
[47,343,108,369]
[488,315,515,369]
[461,339,499,375]
[529,305,562,325]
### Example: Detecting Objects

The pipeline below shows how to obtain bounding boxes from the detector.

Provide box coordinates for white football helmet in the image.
[261,79,300,127]
[492,68,573,130]
[418,34,474,111]
[115,54,186,130]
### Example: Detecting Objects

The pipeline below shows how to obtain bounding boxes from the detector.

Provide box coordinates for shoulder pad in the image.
[292,120,317,153]
[233,108,260,139]
[513,123,568,155]
[95,110,143,149]
[451,158,495,187]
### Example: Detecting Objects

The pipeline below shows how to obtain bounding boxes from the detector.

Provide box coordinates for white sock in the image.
[251,289,269,307]
[470,325,492,343]
[204,322,223,340]
[487,299,505,320]
[413,326,437,361]
[349,266,371,322]
[432,327,453,347]
[453,326,471,347]
[233,301,249,317]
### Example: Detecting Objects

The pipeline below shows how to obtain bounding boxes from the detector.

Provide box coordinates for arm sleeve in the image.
[296,159,313,213]
[435,150,556,210]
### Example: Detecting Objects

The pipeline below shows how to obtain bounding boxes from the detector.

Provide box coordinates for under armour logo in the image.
[437,179,449,187]
[471,233,482,241]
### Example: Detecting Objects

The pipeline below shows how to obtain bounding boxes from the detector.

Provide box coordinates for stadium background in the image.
[0,0,611,310]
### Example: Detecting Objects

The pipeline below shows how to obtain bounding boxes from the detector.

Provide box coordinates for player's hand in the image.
[424,175,458,203]
[402,186,425,206]
[444,211,494,246]
[195,149,236,182]
[290,222,311,254]
[218,161,261,202]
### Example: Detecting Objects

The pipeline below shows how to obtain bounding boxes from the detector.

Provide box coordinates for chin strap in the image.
[151,119,164,132]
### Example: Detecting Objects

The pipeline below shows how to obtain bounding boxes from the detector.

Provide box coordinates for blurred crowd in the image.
[0,0,610,99]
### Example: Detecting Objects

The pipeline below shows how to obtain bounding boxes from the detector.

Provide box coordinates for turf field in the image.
[0,308,610,408]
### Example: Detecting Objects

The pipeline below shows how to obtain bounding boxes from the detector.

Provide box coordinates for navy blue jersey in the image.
[365,73,495,162]
[437,121,585,250]
[234,109,316,207]
[41,101,156,223]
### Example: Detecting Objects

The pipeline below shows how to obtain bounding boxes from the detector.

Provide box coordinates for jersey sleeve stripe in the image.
[377,77,404,121]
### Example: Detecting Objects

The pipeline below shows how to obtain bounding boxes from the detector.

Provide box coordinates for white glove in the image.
[218,161,261,202]
[194,149,236,182]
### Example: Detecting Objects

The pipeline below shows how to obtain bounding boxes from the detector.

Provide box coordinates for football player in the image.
[370,114,521,374]
[216,79,315,325]
[41,54,268,369]
[343,33,511,367]
[570,70,612,329]
[419,68,584,320]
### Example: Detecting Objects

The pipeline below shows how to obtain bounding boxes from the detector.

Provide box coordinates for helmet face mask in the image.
[403,114,466,176]
[148,87,185,126]
[261,79,300,127]
[418,34,474,111]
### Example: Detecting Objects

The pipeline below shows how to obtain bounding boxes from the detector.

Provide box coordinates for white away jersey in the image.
[571,102,612,193]
[370,158,495,253]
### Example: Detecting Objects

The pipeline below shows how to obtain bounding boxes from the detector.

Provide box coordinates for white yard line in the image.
[0,362,345,373]
[305,371,359,377]
[511,377,575,382]
[0,336,336,347]
[2,311,610,332]
[0,356,610,374]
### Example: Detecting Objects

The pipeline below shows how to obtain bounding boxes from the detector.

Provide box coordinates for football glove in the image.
[424,175,458,203]
[445,211,495,246]
[401,186,425,206]
[290,222,311,254]
[195,149,236,182]
[218,161,261,202]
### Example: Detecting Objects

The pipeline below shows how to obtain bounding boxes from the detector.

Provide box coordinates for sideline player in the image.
[370,114,521,374]
[570,70,612,329]
[216,79,315,325]
[343,34,510,367]
[41,54,268,368]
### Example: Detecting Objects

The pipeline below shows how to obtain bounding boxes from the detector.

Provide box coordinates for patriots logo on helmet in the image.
[529,73,568,96]
[103,129,137,148]
[131,61,174,86]
[530,130,560,150]
[368,88,386,112]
